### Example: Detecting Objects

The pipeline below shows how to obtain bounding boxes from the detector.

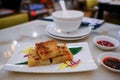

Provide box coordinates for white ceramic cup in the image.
[52,10,84,33]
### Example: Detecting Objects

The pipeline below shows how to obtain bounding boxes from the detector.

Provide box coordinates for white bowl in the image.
[93,36,119,50]
[97,52,120,72]
[52,10,84,32]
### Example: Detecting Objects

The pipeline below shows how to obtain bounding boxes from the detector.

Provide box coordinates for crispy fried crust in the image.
[35,40,63,60]
[28,49,50,67]
[28,40,73,67]
[28,49,40,67]
[52,44,73,64]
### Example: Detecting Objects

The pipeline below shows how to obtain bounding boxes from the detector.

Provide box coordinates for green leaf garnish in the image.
[16,61,28,65]
[16,47,82,65]
[69,47,82,55]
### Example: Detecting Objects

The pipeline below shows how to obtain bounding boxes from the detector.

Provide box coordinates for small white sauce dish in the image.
[97,52,120,72]
[93,36,119,50]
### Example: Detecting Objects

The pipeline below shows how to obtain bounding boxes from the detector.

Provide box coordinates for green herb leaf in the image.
[16,61,28,65]
[69,47,82,55]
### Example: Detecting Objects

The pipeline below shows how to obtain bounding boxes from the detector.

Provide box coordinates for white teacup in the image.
[52,10,84,33]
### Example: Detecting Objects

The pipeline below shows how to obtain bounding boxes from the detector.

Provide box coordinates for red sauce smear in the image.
[103,57,120,70]
[97,40,115,47]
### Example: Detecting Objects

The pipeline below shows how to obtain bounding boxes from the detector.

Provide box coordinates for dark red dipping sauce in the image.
[103,57,120,70]
[97,40,115,47]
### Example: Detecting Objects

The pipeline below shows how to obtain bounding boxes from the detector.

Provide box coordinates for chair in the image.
[0,0,29,29]
[105,13,120,25]
[84,0,98,17]
[97,2,120,24]
[0,13,29,29]
[86,0,98,8]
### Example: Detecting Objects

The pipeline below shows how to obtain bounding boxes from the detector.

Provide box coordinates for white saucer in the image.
[46,30,90,40]
[46,23,92,38]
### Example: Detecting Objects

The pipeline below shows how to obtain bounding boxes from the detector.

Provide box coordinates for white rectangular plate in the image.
[3,42,98,73]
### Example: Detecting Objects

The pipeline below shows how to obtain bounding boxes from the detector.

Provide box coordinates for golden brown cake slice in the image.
[52,44,73,64]
[35,40,63,60]
[28,49,50,67]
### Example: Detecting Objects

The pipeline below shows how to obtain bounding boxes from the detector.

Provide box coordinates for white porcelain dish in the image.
[46,23,92,38]
[93,36,119,50]
[46,31,90,40]
[3,42,97,73]
[97,52,120,72]
[52,10,84,32]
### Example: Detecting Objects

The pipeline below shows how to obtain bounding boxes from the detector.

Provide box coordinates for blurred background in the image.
[0,0,120,29]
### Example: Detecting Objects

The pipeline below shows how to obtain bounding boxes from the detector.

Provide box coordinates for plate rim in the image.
[46,31,90,40]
